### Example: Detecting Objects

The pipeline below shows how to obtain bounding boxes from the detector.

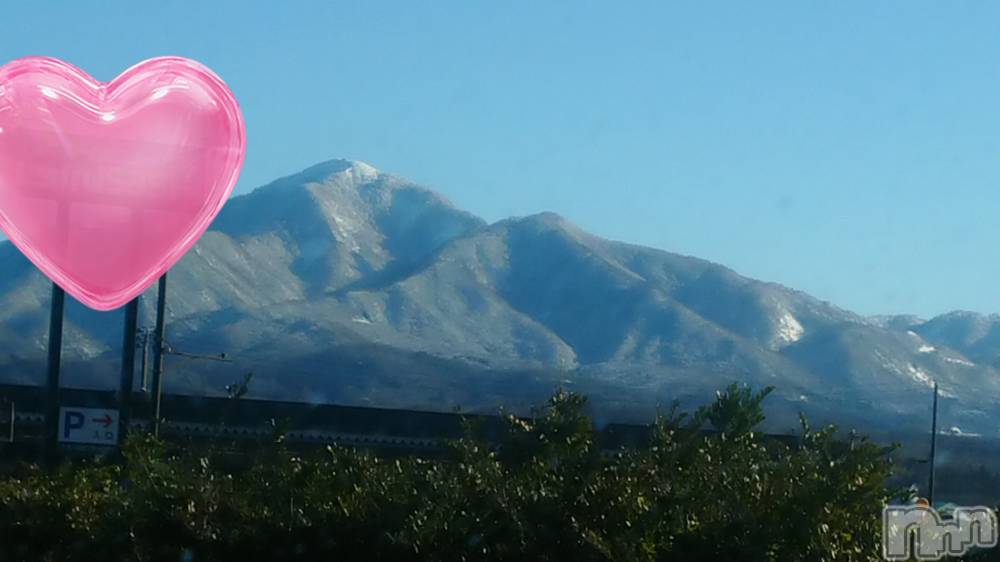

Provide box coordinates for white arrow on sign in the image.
[58,406,118,445]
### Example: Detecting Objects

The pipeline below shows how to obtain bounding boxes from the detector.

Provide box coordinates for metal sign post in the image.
[150,273,167,437]
[118,297,139,441]
[43,283,65,464]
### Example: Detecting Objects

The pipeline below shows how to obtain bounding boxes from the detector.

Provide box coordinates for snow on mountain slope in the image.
[0,159,998,436]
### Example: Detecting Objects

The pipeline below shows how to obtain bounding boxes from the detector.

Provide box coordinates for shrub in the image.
[0,385,897,561]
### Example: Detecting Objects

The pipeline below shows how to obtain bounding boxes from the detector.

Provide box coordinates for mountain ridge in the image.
[0,159,996,438]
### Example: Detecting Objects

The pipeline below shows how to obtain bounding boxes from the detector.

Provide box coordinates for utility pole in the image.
[150,274,167,437]
[118,297,139,441]
[43,283,65,465]
[146,272,230,437]
[928,381,939,505]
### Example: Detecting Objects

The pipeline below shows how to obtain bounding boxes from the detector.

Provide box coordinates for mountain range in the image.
[1,159,998,438]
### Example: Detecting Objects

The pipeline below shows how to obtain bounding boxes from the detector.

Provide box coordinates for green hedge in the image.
[0,385,898,561]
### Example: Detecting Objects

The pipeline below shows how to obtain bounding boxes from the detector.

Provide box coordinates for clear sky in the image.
[2,1,999,317]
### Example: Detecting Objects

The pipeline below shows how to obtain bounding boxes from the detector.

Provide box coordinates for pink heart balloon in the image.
[0,56,246,311]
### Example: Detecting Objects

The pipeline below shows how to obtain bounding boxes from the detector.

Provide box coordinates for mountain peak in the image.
[528,211,568,224]
[499,211,575,232]
[296,159,380,185]
[933,310,1000,322]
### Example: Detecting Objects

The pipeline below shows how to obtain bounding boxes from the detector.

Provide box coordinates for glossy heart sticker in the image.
[0,56,246,310]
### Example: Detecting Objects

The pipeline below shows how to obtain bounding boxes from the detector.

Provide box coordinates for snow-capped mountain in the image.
[0,159,997,437]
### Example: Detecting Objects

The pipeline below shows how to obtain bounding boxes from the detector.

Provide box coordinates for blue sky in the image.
[3,2,999,317]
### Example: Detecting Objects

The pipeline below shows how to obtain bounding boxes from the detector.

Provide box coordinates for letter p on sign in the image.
[63,411,84,439]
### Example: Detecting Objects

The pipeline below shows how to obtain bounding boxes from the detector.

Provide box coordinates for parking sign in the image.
[58,407,118,445]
